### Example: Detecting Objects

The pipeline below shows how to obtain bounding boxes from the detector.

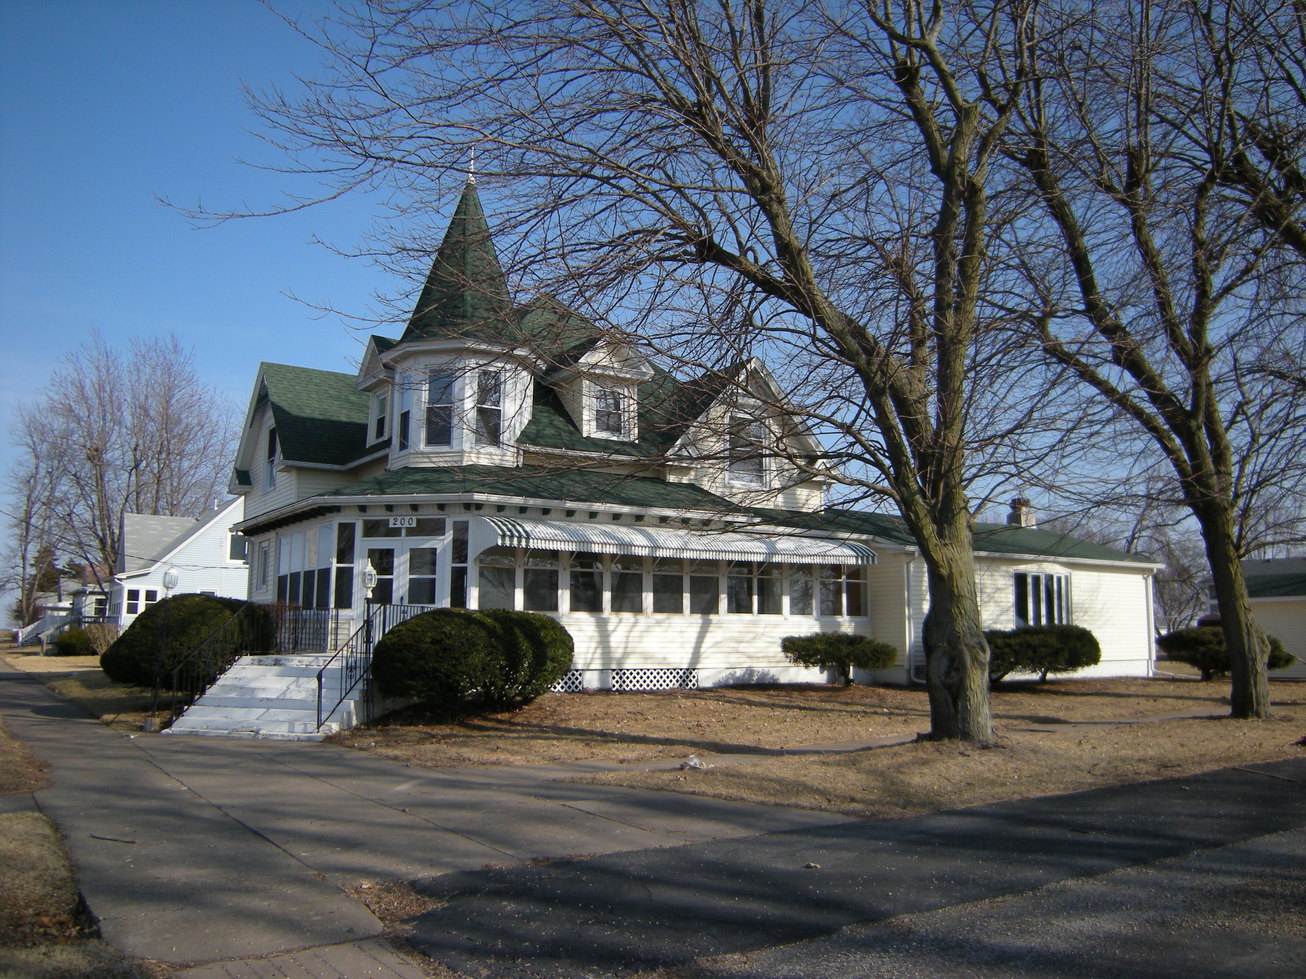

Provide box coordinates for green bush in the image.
[781,633,898,686]
[52,628,94,656]
[372,609,574,714]
[480,609,575,703]
[1156,626,1293,681]
[100,595,272,688]
[986,624,1102,683]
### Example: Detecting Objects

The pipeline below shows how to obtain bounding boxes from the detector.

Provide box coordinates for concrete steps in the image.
[166,651,366,741]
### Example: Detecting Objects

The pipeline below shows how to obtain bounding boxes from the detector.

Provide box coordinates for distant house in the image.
[224,179,1159,691]
[1242,558,1306,680]
[107,497,249,626]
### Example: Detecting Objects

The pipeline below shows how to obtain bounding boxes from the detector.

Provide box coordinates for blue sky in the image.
[0,0,404,474]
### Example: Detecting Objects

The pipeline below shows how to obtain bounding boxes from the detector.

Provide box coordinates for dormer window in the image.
[371,392,388,443]
[475,370,502,446]
[727,417,766,486]
[425,371,454,447]
[264,427,278,489]
[594,386,627,438]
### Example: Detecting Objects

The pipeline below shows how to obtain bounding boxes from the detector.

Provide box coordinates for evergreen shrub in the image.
[371,609,574,714]
[52,628,94,656]
[1156,626,1293,681]
[986,624,1102,683]
[781,633,898,685]
[100,595,272,688]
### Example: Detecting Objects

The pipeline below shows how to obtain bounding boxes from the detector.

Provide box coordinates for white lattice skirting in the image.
[550,668,700,693]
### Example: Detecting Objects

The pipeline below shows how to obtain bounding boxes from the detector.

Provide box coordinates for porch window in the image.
[727,417,766,486]
[726,562,755,613]
[610,555,643,613]
[450,521,469,608]
[425,371,454,447]
[409,547,439,605]
[819,566,865,617]
[1014,572,1069,627]
[652,559,684,614]
[687,561,720,615]
[523,551,559,612]
[789,567,814,615]
[474,371,502,446]
[569,552,603,613]
[477,547,515,610]
[334,523,355,609]
[256,541,271,591]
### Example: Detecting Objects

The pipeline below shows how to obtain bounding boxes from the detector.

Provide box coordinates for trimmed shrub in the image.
[1156,626,1293,681]
[986,624,1102,683]
[100,595,272,688]
[372,609,575,714]
[52,628,94,656]
[781,633,898,686]
[479,609,575,703]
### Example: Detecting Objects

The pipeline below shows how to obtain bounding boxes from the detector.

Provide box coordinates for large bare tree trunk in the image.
[921,543,993,742]
[1195,504,1271,718]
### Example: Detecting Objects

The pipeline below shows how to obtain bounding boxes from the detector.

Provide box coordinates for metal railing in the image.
[315,603,430,731]
[165,603,340,726]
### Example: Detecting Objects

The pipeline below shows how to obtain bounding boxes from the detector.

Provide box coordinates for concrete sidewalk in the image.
[5,663,1305,978]
[0,666,848,974]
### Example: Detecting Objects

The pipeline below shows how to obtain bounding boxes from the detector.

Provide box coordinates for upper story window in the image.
[397,372,414,450]
[475,371,502,446]
[594,385,627,438]
[371,392,388,443]
[727,417,766,486]
[264,427,278,489]
[425,371,454,447]
[1014,571,1069,627]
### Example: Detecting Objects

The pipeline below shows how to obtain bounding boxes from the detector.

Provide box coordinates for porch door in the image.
[366,547,395,605]
[406,544,440,606]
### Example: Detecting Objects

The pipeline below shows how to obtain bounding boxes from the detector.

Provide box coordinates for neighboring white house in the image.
[226,179,1159,690]
[107,497,249,626]
[1242,558,1306,680]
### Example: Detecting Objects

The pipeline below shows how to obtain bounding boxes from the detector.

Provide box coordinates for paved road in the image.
[3,663,1304,977]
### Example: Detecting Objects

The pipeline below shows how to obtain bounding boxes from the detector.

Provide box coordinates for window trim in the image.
[727,416,767,487]
[593,384,628,439]
[1013,571,1070,627]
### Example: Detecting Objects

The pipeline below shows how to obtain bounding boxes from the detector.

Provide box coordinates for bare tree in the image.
[215,0,1070,742]
[7,334,237,585]
[1002,0,1306,718]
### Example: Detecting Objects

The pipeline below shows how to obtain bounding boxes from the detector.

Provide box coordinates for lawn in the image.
[335,676,1306,818]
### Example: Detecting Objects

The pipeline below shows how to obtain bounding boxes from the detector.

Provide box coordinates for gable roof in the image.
[119,513,199,573]
[400,180,516,345]
[260,362,370,467]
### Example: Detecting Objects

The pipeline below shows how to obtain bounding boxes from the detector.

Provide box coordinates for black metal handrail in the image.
[165,604,339,726]
[315,603,430,731]
[166,602,263,725]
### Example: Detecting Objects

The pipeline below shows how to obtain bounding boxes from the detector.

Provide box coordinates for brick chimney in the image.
[1007,496,1036,528]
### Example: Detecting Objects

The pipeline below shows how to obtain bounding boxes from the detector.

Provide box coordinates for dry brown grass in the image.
[0,716,48,794]
[337,677,1306,817]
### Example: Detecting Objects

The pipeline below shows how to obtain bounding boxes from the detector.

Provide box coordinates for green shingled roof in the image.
[401,181,516,344]
[260,362,370,467]
[319,464,742,512]
[1247,573,1306,599]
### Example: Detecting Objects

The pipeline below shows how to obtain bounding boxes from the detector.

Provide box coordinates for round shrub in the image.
[781,633,898,686]
[986,624,1101,683]
[1156,626,1293,681]
[52,628,94,656]
[100,594,271,688]
[370,609,505,712]
[480,610,575,703]
[372,609,575,714]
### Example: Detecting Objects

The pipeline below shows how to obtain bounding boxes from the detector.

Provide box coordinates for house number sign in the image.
[388,516,418,528]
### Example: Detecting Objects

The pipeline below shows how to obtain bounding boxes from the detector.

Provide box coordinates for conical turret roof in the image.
[401,180,516,344]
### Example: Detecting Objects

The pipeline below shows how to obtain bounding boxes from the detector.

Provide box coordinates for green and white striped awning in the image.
[476,516,876,566]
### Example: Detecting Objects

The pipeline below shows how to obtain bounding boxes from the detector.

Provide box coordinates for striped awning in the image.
[475,516,876,566]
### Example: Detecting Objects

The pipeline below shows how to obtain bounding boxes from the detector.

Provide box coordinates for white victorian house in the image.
[221,179,1158,703]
